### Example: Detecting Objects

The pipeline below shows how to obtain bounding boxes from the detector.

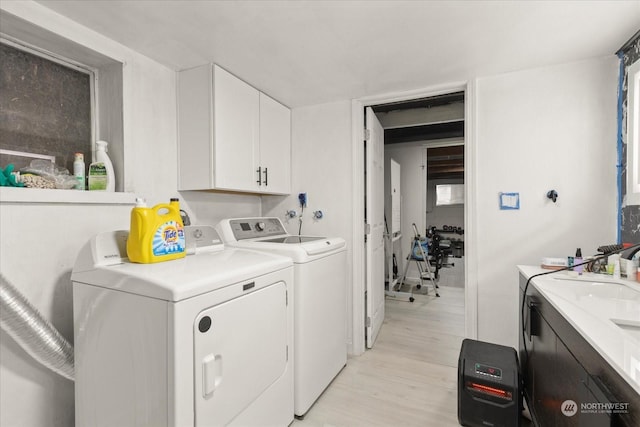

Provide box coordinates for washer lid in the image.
[260,236,325,244]
[253,236,345,255]
[71,232,292,302]
[225,237,346,262]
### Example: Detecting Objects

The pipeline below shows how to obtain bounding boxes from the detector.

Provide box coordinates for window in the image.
[0,39,94,176]
[627,59,640,205]
[0,11,124,193]
[436,184,464,205]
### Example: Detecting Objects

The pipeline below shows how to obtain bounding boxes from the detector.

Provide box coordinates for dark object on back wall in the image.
[458,339,522,427]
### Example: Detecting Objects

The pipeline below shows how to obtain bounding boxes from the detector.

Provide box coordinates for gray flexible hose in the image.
[0,273,74,381]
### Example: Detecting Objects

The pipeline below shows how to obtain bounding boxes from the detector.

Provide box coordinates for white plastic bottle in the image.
[88,140,115,191]
[73,152,85,190]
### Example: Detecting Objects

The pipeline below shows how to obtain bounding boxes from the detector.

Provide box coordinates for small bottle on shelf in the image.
[73,152,85,190]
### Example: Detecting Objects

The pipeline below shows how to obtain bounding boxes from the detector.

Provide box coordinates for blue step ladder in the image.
[398,223,440,297]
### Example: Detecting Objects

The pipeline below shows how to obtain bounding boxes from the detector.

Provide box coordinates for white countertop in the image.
[518,265,640,395]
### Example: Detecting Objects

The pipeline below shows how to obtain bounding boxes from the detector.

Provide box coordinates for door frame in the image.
[351,80,478,355]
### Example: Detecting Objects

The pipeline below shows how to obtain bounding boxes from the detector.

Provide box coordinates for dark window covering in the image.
[618,31,640,243]
[0,42,92,175]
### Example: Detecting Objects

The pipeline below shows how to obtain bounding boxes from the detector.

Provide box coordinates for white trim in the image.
[0,149,55,162]
[0,187,136,204]
[0,35,96,76]
[351,100,366,355]
[626,59,640,206]
[351,81,476,356]
[464,79,478,339]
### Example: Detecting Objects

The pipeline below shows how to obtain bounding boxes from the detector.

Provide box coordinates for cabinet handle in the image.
[256,166,262,186]
[526,297,540,339]
[263,167,268,186]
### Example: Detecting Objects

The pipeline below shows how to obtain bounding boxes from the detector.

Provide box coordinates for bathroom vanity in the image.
[519,266,640,427]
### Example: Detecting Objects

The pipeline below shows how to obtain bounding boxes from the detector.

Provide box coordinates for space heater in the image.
[458,339,521,427]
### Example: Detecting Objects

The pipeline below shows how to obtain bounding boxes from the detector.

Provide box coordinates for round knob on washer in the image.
[255,222,266,231]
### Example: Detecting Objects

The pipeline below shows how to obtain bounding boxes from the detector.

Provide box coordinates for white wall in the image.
[0,3,622,425]
[262,100,354,346]
[0,3,260,427]
[474,56,619,348]
[384,145,424,280]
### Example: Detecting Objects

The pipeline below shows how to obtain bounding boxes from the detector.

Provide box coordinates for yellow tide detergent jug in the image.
[126,197,186,263]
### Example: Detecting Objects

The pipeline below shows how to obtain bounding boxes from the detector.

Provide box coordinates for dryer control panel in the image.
[227,218,286,240]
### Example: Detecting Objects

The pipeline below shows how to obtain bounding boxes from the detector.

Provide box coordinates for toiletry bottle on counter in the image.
[613,257,621,280]
[574,248,583,274]
[126,197,186,264]
[88,140,115,191]
[73,152,85,190]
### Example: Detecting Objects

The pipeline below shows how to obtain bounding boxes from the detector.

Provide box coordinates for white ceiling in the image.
[33,0,640,108]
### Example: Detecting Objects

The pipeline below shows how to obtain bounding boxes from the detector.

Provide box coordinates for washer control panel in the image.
[228,218,286,240]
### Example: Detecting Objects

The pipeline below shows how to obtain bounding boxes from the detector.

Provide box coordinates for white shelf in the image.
[0,187,136,205]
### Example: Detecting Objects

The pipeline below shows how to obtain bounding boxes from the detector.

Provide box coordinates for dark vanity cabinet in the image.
[519,273,640,427]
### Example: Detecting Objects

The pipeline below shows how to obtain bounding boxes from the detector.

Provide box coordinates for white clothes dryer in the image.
[71,226,294,427]
[216,217,347,417]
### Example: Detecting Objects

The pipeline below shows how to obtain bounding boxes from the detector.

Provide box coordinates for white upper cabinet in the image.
[177,64,291,194]
[212,65,260,192]
[259,92,292,195]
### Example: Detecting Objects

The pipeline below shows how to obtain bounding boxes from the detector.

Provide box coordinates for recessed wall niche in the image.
[0,11,124,191]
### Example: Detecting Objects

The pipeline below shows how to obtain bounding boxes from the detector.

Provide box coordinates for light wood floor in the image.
[292,285,465,427]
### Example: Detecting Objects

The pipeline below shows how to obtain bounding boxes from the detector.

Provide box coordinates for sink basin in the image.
[611,318,640,342]
[553,277,640,301]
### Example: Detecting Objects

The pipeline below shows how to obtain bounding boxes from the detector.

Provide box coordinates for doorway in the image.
[353,82,477,355]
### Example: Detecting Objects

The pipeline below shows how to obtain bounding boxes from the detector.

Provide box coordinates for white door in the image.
[194,282,288,426]
[365,107,385,348]
[213,65,260,192]
[259,93,291,195]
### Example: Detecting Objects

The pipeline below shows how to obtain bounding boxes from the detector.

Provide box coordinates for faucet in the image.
[622,245,640,260]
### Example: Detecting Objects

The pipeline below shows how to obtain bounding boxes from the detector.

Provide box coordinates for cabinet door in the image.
[177,64,214,190]
[259,93,291,194]
[531,313,559,426]
[556,338,585,426]
[213,65,260,192]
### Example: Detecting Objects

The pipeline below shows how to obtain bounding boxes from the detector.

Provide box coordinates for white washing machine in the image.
[216,217,347,417]
[71,226,294,427]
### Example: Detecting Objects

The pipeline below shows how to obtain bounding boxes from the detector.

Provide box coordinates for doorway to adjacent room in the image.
[355,84,475,355]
